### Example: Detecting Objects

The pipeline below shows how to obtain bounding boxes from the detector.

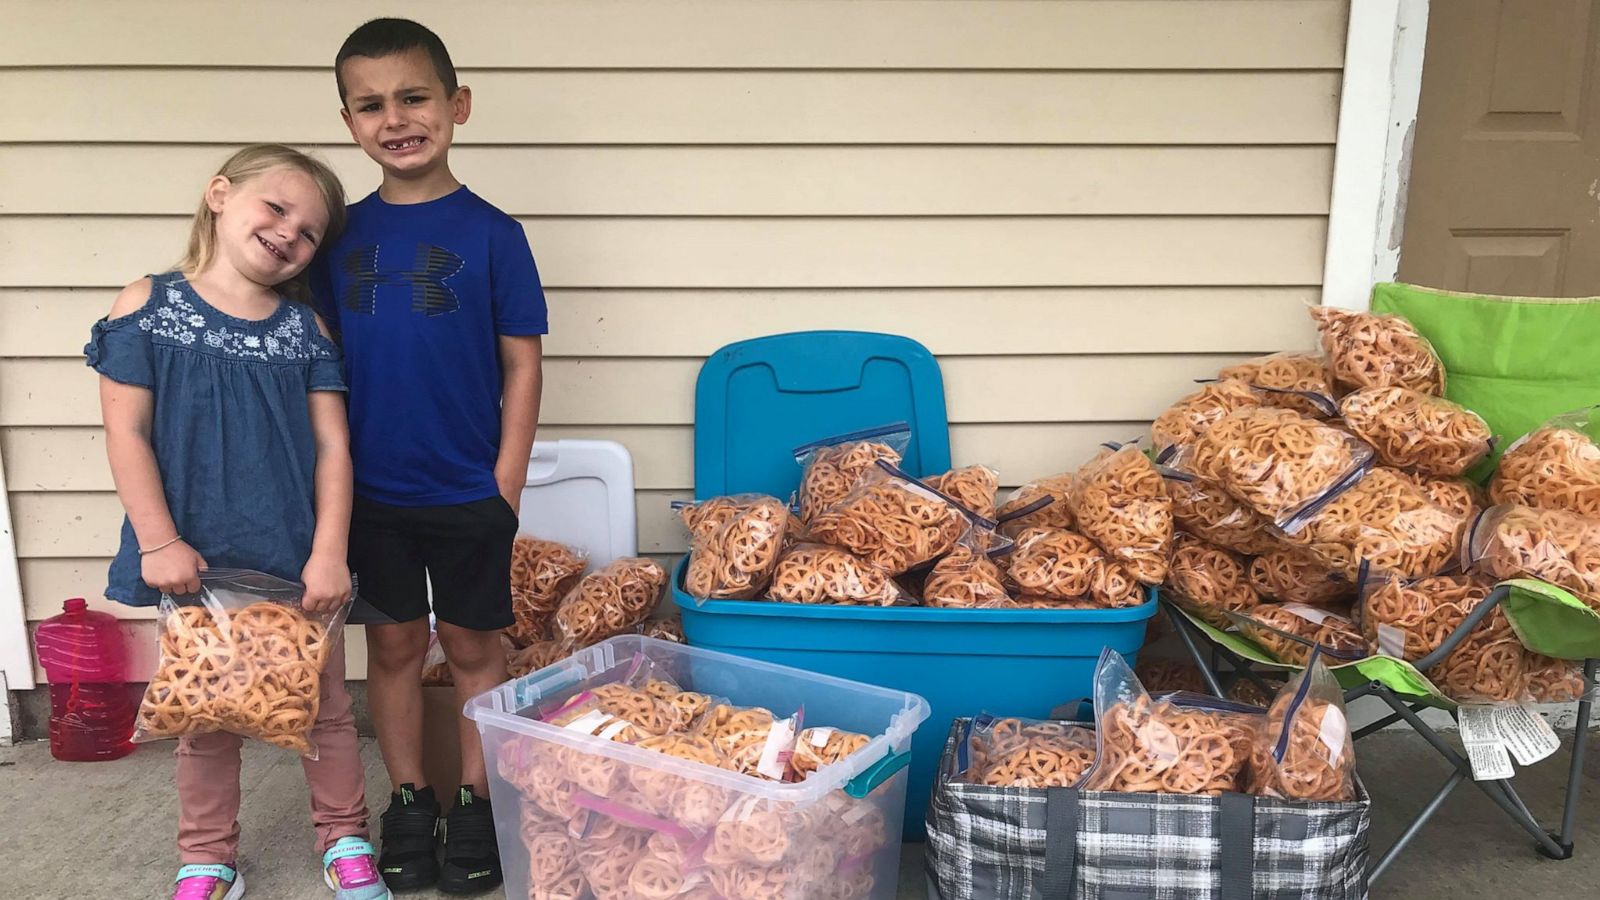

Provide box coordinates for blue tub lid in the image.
[693,331,952,499]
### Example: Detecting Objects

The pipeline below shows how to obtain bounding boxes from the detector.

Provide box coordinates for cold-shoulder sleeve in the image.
[84,312,155,389]
[307,330,348,393]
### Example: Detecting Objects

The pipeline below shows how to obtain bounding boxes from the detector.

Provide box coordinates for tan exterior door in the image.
[1400,0,1600,295]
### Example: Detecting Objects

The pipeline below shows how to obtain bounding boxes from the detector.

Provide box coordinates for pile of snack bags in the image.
[423,542,685,687]
[961,648,1355,803]
[678,306,1600,709]
[499,655,893,900]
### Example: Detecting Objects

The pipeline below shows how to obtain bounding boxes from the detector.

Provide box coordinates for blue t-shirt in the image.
[311,187,548,506]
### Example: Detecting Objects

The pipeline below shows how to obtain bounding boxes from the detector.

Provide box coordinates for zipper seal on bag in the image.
[875,460,993,527]
[1224,609,1366,661]
[1157,691,1267,717]
[1273,648,1324,762]
[994,494,1053,524]
[1254,385,1340,418]
[1278,455,1376,535]
[791,421,911,457]
[1459,507,1494,572]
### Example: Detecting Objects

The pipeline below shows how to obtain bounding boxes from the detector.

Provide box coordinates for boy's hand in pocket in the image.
[301,552,352,614]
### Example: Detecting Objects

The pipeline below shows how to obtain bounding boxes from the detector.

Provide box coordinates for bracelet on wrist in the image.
[138,535,183,556]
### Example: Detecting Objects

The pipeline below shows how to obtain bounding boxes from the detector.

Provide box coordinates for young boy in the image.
[311,18,545,895]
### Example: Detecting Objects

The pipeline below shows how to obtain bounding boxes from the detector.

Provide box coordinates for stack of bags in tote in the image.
[927,648,1367,900]
[677,422,1169,612]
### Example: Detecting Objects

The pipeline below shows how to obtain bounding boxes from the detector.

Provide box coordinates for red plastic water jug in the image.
[33,598,135,761]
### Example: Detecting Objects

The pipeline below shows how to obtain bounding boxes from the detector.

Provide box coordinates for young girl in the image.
[86,145,391,900]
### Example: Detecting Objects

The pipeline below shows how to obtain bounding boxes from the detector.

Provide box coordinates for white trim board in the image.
[0,444,33,691]
[1321,0,1430,310]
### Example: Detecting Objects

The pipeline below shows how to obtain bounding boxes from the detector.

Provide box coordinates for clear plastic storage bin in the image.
[467,635,931,900]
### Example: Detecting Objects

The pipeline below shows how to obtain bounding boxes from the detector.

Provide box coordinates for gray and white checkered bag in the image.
[926,721,1371,900]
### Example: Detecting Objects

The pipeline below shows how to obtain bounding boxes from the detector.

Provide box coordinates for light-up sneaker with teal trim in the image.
[323,837,393,900]
[172,864,244,900]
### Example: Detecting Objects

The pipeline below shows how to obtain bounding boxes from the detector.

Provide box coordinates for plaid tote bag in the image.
[927,721,1371,900]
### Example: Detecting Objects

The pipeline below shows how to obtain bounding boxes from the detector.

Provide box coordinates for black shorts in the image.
[349,494,518,631]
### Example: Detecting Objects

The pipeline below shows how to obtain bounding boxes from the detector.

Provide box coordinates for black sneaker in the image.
[437,786,503,895]
[377,783,440,891]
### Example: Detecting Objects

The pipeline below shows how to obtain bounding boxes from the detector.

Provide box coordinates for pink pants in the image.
[175,640,370,864]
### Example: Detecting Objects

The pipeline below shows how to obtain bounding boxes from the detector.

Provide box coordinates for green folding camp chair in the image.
[1171,282,1600,882]
[1165,585,1599,881]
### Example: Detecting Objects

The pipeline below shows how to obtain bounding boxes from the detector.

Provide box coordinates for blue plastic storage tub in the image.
[677,330,1157,836]
[678,561,1159,838]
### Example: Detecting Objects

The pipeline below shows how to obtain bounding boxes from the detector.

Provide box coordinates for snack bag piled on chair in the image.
[134,568,351,758]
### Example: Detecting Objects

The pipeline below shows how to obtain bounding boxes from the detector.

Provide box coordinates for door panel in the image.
[1400,0,1600,295]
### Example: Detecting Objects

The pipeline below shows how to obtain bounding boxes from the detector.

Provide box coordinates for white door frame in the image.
[1321,0,1431,311]
[0,439,35,740]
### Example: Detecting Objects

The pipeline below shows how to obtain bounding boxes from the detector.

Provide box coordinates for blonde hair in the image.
[179,144,347,303]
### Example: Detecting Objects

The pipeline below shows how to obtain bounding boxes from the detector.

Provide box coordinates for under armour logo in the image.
[341,244,464,316]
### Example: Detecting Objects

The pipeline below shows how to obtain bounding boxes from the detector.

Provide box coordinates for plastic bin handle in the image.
[510,667,584,712]
[844,749,910,799]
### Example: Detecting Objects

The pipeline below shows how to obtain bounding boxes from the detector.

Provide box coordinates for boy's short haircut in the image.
[335,17,458,103]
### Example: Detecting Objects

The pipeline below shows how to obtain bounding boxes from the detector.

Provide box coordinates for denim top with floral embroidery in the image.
[84,272,347,606]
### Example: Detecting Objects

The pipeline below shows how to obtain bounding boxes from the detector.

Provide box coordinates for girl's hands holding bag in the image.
[141,538,208,596]
[301,551,353,614]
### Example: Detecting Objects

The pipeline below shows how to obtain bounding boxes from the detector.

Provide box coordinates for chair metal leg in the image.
[1552,657,1598,856]
[1164,603,1229,698]
[1352,703,1430,742]
[1373,684,1567,858]
[1370,770,1467,883]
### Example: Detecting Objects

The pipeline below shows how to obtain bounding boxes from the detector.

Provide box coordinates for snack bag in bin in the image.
[922,526,1014,608]
[1249,651,1357,801]
[1070,441,1173,584]
[682,494,790,600]
[792,422,911,523]
[1003,525,1139,606]
[959,713,1097,788]
[133,568,351,758]
[996,474,1074,537]
[1085,649,1259,795]
[767,543,909,606]
[922,464,1000,520]
[804,461,966,575]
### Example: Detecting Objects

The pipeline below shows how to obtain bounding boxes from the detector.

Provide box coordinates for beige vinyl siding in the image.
[0,0,1348,678]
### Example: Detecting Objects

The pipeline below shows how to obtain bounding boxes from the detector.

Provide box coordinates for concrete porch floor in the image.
[0,731,1596,899]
